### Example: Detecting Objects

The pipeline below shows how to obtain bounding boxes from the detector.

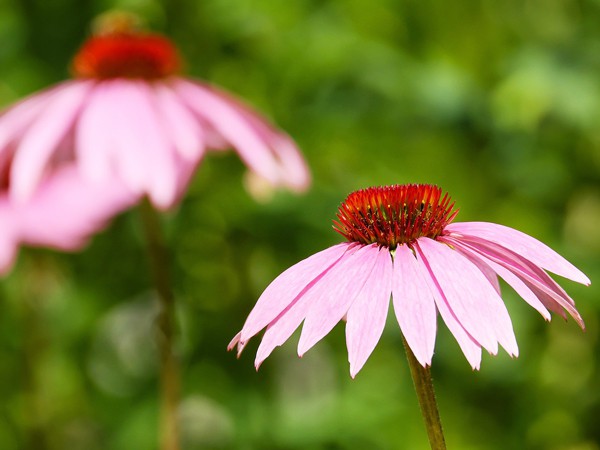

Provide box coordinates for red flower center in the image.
[333,184,458,248]
[71,32,181,80]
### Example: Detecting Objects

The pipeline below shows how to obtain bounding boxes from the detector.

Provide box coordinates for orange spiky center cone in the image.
[333,184,458,248]
[72,24,181,80]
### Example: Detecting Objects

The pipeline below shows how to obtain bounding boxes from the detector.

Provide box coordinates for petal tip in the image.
[414,354,432,368]
[254,358,264,371]
[350,363,363,380]
[227,332,241,351]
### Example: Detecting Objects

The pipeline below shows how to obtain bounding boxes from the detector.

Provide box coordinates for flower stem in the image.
[19,258,51,450]
[402,336,447,450]
[139,199,180,450]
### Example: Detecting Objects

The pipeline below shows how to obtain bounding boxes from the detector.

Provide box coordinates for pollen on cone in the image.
[333,184,458,247]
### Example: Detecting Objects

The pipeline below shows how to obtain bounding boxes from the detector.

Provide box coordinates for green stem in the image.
[402,336,447,450]
[20,258,51,450]
[139,200,180,450]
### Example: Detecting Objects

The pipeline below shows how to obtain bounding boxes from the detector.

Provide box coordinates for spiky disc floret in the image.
[72,31,181,80]
[333,184,458,248]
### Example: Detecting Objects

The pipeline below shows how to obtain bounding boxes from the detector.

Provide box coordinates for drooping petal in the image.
[298,244,382,356]
[417,238,496,353]
[345,247,393,377]
[391,244,438,367]
[255,302,310,369]
[173,80,285,186]
[0,198,18,275]
[262,134,310,192]
[524,281,568,319]
[75,83,119,182]
[446,222,590,285]
[416,248,482,369]
[449,238,551,321]
[240,243,353,342]
[109,81,179,209]
[152,82,205,161]
[90,82,149,194]
[227,332,247,357]
[254,245,362,367]
[0,84,63,156]
[436,305,482,368]
[18,165,139,249]
[213,87,310,191]
[417,237,518,357]
[237,132,309,193]
[455,246,502,295]
[171,153,203,203]
[448,235,584,328]
[10,81,93,201]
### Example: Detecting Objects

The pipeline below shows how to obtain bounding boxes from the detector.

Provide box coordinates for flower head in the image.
[230,184,590,377]
[0,12,310,211]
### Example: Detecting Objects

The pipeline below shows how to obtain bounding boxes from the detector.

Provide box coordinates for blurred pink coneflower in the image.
[0,14,309,211]
[230,184,590,377]
[0,13,310,274]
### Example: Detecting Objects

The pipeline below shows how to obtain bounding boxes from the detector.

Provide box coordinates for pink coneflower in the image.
[0,13,310,211]
[0,164,138,274]
[230,184,590,377]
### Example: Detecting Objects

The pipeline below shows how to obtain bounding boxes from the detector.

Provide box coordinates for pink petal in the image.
[416,238,518,357]
[455,246,502,295]
[345,246,393,377]
[111,81,179,208]
[0,198,18,275]
[254,244,362,368]
[87,81,178,209]
[524,282,568,320]
[297,244,381,356]
[171,154,203,202]
[446,222,590,285]
[227,332,247,357]
[392,244,437,367]
[90,82,147,193]
[449,238,551,321]
[0,83,62,154]
[419,257,482,368]
[227,332,241,352]
[269,134,311,192]
[152,83,205,161]
[173,80,284,185]
[212,87,310,191]
[18,165,138,249]
[255,302,311,369]
[432,300,482,369]
[75,83,118,182]
[448,235,584,328]
[410,242,482,369]
[10,81,92,202]
[240,243,353,341]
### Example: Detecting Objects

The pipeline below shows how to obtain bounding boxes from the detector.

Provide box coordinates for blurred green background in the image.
[0,0,598,449]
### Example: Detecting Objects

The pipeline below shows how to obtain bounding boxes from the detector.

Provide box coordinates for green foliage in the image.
[0,0,598,448]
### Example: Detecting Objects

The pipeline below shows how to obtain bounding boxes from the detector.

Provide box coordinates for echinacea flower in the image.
[0,13,310,211]
[230,184,590,377]
[0,164,138,274]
